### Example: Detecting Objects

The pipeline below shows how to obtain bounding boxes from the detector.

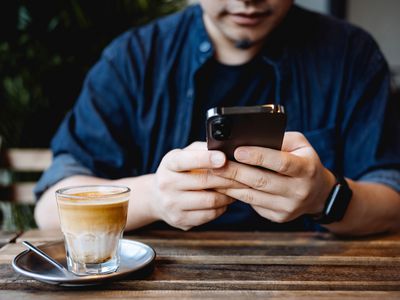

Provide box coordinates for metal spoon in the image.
[22,241,72,276]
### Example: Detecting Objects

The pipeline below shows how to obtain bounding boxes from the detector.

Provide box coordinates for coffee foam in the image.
[57,191,129,206]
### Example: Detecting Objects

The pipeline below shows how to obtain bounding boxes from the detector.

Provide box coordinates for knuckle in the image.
[209,207,225,219]
[230,166,239,180]
[166,149,180,161]
[180,225,192,231]
[290,131,305,142]
[198,170,211,186]
[283,202,297,215]
[294,187,308,201]
[227,178,237,187]
[272,213,288,223]
[169,213,185,227]
[164,195,178,211]
[187,141,205,151]
[157,178,170,191]
[164,149,182,170]
[254,152,265,166]
[305,162,318,177]
[241,190,255,204]
[253,175,269,190]
[278,156,290,174]
[191,141,202,148]
[209,210,219,220]
[294,131,304,139]
[204,193,218,208]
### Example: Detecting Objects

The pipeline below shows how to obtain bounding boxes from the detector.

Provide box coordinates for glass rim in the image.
[55,185,131,199]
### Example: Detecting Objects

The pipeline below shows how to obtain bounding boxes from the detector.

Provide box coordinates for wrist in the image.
[313,171,353,224]
[313,168,337,215]
[115,174,161,228]
[147,174,163,222]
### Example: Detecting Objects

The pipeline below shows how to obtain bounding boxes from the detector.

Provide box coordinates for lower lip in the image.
[229,14,267,26]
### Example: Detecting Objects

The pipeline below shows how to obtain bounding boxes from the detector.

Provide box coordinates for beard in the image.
[234,39,254,49]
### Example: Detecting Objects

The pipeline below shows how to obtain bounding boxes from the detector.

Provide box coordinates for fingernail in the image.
[235,149,249,161]
[211,152,225,167]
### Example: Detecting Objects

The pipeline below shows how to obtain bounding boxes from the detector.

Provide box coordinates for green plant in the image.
[0,0,186,231]
[0,0,186,148]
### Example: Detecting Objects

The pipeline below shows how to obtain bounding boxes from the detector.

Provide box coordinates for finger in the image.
[233,135,310,177]
[184,206,228,227]
[163,149,226,172]
[212,161,294,196]
[281,131,311,152]
[184,141,207,151]
[180,191,235,211]
[251,205,293,223]
[234,147,305,176]
[215,188,288,212]
[171,169,247,190]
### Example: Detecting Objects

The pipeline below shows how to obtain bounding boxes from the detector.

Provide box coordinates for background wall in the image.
[295,0,400,87]
[295,0,330,14]
[347,0,400,86]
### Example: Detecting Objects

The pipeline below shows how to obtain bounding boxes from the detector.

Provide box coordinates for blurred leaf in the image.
[48,17,59,32]
[17,5,31,30]
[3,77,30,107]
[70,0,90,28]
[0,202,37,231]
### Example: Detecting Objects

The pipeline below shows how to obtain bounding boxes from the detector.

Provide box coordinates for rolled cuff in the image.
[34,153,93,200]
[358,169,400,193]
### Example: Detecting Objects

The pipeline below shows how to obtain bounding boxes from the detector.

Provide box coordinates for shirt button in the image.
[199,41,211,53]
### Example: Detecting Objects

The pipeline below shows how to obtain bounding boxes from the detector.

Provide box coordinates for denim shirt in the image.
[36,5,400,230]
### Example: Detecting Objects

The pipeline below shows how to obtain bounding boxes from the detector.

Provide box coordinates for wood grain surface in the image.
[0,231,18,247]
[1,229,399,299]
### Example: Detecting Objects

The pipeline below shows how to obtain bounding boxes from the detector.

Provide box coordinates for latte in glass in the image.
[56,185,129,276]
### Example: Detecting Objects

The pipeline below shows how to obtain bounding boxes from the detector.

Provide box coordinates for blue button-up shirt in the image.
[36,5,400,230]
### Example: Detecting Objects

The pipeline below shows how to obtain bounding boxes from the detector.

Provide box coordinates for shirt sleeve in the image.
[339,30,400,181]
[50,31,142,179]
[34,153,93,200]
[358,169,400,193]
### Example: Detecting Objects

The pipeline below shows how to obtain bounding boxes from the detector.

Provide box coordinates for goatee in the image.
[234,39,254,50]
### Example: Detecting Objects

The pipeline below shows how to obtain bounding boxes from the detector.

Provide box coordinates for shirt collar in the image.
[189,4,296,104]
[191,4,214,67]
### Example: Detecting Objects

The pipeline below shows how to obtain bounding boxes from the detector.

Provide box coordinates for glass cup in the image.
[56,185,130,276]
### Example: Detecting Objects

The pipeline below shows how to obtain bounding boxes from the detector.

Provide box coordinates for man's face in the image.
[199,0,293,46]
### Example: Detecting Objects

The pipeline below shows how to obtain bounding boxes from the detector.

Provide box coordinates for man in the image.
[35,0,400,236]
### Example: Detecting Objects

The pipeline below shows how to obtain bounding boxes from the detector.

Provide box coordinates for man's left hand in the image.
[213,131,336,223]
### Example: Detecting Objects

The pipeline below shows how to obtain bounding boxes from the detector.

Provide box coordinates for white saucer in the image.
[12,239,156,286]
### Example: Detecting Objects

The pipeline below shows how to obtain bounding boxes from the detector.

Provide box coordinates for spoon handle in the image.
[22,241,69,274]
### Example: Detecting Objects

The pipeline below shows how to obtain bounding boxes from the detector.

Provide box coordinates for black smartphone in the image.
[206,104,286,161]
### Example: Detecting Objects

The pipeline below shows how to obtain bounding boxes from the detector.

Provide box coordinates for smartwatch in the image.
[313,174,353,224]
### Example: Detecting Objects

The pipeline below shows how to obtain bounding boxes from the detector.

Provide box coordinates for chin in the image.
[230,33,267,47]
[225,26,271,45]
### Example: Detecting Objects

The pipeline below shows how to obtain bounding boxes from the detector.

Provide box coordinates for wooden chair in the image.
[0,148,52,232]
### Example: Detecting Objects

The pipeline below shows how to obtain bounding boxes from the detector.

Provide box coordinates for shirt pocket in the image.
[303,126,337,171]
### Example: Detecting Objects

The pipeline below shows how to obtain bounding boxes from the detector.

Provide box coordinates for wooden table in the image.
[1,229,400,299]
[0,231,18,248]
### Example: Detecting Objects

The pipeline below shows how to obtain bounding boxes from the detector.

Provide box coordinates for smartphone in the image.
[206,104,286,161]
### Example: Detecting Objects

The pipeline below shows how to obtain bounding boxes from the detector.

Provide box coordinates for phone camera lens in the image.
[211,117,231,141]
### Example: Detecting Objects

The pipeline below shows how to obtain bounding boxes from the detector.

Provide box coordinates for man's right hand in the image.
[151,142,244,230]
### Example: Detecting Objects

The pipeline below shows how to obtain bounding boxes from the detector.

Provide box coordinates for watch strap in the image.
[313,174,353,224]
